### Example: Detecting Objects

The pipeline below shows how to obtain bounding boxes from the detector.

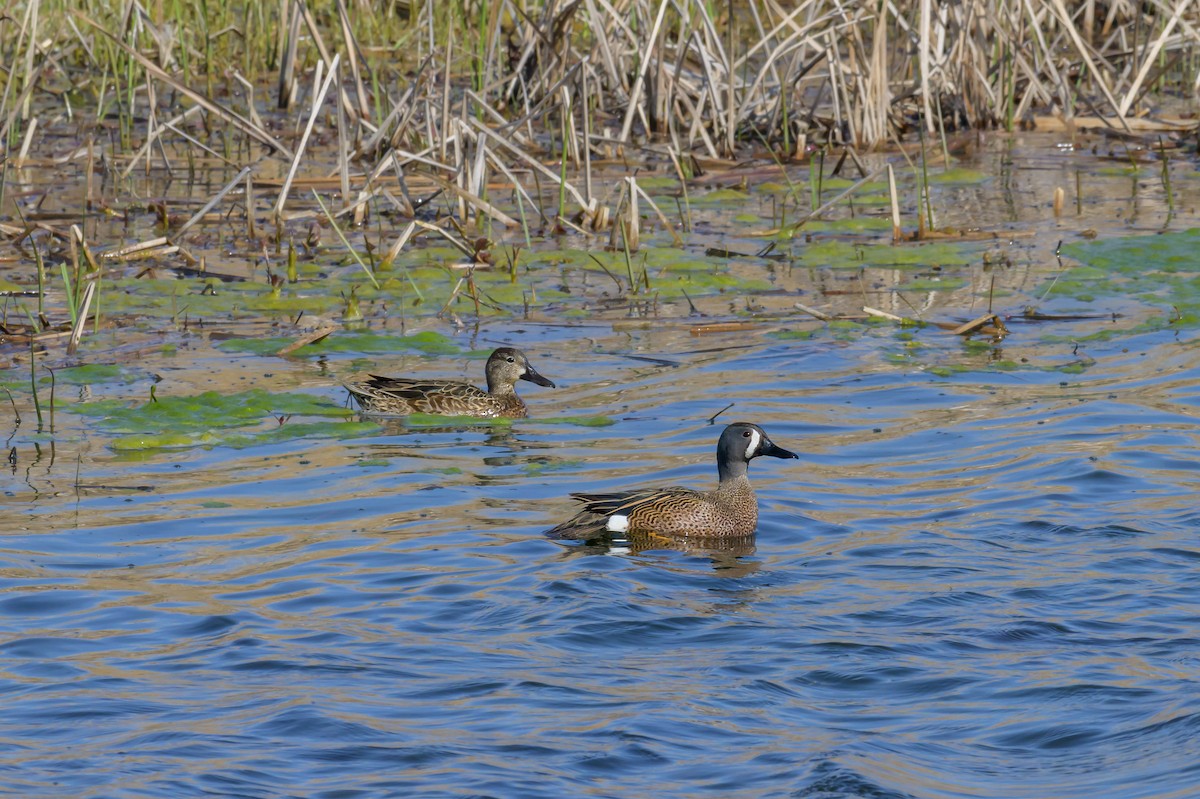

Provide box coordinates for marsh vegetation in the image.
[0,0,1198,436]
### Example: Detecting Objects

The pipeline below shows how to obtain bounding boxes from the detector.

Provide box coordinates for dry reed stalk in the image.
[919,0,934,134]
[246,170,256,238]
[480,152,549,226]
[949,313,1002,336]
[629,182,681,246]
[100,237,173,261]
[120,103,203,180]
[278,0,301,110]
[441,30,453,164]
[337,68,352,211]
[79,14,292,157]
[177,166,254,236]
[160,120,241,167]
[794,301,831,321]
[66,279,96,356]
[0,62,45,146]
[232,72,268,134]
[580,68,594,205]
[618,0,670,143]
[19,0,39,120]
[336,0,371,121]
[15,118,37,166]
[277,323,337,357]
[452,113,467,223]
[390,146,461,173]
[427,173,520,228]
[295,0,362,125]
[468,118,588,208]
[624,176,640,251]
[71,226,100,274]
[724,1,737,155]
[1117,0,1188,117]
[863,306,906,322]
[1047,0,1129,131]
[387,152,418,216]
[273,54,340,221]
[887,163,901,242]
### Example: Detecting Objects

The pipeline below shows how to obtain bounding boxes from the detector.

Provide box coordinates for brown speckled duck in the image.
[547,422,797,540]
[345,347,555,418]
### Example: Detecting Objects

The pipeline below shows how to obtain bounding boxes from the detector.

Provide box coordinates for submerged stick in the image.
[794,301,831,321]
[708,402,735,424]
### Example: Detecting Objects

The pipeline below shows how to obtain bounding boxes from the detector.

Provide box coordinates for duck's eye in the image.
[742,430,752,437]
[506,357,515,363]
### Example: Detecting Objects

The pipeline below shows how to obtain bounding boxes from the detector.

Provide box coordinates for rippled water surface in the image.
[5,136,1200,798]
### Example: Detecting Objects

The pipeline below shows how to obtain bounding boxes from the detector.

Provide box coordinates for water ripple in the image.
[5,242,1200,795]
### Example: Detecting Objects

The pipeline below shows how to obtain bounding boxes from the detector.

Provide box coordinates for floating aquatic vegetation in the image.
[767,329,818,341]
[219,330,468,357]
[72,388,368,451]
[882,339,1097,378]
[541,416,617,428]
[898,277,968,292]
[802,217,896,234]
[692,189,752,204]
[103,277,341,318]
[797,239,987,269]
[1059,229,1200,327]
[927,168,990,185]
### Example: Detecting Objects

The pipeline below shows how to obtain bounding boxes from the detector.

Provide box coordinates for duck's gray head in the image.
[717,422,797,480]
[485,347,556,392]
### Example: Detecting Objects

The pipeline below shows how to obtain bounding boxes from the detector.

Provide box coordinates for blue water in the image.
[6,130,1200,797]
[4,319,1200,798]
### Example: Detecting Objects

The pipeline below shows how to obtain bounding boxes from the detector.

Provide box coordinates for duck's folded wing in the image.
[570,486,703,516]
[354,376,481,401]
[546,487,708,540]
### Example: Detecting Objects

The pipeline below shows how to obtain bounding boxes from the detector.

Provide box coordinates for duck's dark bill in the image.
[521,368,556,388]
[762,441,798,459]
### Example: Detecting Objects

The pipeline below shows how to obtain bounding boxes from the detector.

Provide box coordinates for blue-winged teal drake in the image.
[345,346,555,417]
[547,422,797,540]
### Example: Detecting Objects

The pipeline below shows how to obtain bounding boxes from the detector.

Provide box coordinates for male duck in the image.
[547,422,797,540]
[345,346,555,417]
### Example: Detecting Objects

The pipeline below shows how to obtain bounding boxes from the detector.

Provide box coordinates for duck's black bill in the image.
[762,440,798,459]
[521,367,556,388]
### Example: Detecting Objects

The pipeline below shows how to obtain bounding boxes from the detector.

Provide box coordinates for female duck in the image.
[345,347,555,418]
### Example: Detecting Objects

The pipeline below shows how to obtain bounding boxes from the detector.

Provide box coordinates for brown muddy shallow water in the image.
[3,133,1200,798]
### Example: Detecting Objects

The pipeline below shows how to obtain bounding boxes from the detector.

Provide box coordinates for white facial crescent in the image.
[746,429,761,459]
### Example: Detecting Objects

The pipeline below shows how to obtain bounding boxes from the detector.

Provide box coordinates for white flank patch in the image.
[606,514,630,533]
[746,429,761,458]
